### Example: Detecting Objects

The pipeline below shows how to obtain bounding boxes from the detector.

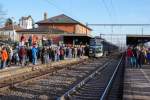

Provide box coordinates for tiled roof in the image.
[36,14,79,24]
[16,27,65,34]
[36,14,92,30]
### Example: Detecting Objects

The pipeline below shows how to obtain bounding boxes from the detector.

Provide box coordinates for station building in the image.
[17,13,92,45]
[0,25,23,41]
[126,34,150,45]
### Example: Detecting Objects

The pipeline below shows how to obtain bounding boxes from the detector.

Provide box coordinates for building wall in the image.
[18,33,43,41]
[75,24,91,34]
[38,23,91,34]
[51,24,75,33]
[18,33,63,44]
[19,17,33,29]
[0,30,19,41]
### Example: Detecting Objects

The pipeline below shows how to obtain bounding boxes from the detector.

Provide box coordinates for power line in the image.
[44,0,81,23]
[102,0,112,17]
[44,0,75,17]
[44,0,66,13]
[110,0,117,22]
[101,0,112,21]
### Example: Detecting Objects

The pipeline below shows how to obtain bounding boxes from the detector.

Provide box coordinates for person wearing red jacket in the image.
[19,46,27,66]
[1,47,8,69]
[126,47,134,67]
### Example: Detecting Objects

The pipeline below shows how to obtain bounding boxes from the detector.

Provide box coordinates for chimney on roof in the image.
[44,12,48,20]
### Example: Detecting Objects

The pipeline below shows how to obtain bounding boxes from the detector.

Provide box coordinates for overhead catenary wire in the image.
[101,0,112,19]
[44,0,66,13]
[43,0,83,24]
[110,0,117,22]
[44,0,76,18]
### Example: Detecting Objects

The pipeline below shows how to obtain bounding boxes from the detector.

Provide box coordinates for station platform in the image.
[0,57,88,80]
[123,65,150,100]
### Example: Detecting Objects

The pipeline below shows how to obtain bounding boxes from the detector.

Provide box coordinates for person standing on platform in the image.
[84,45,89,57]
[74,47,77,58]
[13,49,19,66]
[46,47,50,63]
[32,45,38,65]
[56,47,60,61]
[0,47,2,68]
[41,47,45,64]
[9,47,13,65]
[19,46,26,66]
[126,47,134,68]
[6,46,11,67]
[72,47,75,58]
[60,47,64,60]
[77,47,81,58]
[68,47,72,58]
[48,47,52,62]
[1,47,8,69]
[147,49,150,64]
[51,48,55,61]
[66,47,69,58]
[28,36,32,46]
[137,49,143,68]
[132,47,137,68]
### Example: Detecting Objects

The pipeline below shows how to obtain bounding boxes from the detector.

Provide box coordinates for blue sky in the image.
[1,0,150,24]
[1,0,150,45]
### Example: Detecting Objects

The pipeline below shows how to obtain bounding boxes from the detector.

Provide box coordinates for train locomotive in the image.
[89,37,118,57]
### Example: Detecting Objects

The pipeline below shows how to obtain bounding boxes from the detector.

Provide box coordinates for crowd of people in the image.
[0,44,89,69]
[126,45,150,68]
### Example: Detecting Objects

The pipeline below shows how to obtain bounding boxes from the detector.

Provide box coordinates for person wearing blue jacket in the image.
[147,50,150,64]
[32,45,38,65]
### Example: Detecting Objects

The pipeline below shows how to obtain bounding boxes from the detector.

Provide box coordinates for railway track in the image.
[59,55,124,100]
[0,58,87,88]
[0,56,113,100]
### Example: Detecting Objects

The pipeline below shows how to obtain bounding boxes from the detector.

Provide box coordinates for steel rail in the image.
[100,55,123,100]
[58,61,111,100]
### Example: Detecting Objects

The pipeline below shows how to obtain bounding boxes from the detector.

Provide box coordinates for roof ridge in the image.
[36,14,78,24]
[36,14,92,30]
